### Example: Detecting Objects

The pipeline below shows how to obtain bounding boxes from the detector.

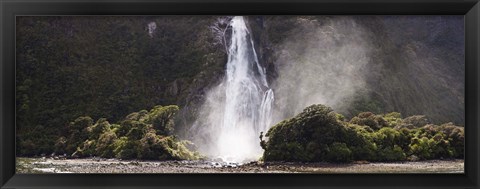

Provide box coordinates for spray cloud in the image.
[271,17,373,122]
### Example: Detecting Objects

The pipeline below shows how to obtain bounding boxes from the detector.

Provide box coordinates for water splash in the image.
[191,16,274,162]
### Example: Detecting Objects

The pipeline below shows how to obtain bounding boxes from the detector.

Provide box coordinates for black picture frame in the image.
[1,0,479,188]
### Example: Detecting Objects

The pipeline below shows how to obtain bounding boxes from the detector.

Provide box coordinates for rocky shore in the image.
[16,157,463,174]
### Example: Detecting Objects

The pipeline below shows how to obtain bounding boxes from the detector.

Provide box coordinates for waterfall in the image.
[192,16,274,163]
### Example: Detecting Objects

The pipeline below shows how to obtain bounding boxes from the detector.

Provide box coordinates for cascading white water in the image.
[192,16,274,163]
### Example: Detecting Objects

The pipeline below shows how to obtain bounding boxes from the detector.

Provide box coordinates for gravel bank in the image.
[16,157,464,174]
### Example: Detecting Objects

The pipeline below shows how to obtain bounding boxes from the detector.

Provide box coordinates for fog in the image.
[271,17,373,123]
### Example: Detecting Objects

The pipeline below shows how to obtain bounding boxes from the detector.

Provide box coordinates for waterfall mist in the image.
[187,16,464,162]
[271,17,373,123]
[190,16,274,162]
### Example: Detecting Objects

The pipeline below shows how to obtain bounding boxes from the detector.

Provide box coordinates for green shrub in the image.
[137,131,201,160]
[395,128,413,150]
[70,116,94,131]
[72,139,96,157]
[343,124,376,161]
[118,120,144,138]
[372,128,408,161]
[125,122,147,140]
[439,123,464,158]
[384,112,403,127]
[137,130,162,159]
[160,137,201,160]
[403,123,464,159]
[56,105,199,160]
[395,115,429,129]
[374,127,402,147]
[54,136,67,154]
[113,136,138,160]
[19,139,38,156]
[145,105,179,135]
[125,109,149,121]
[95,130,117,158]
[87,118,111,140]
[350,112,388,130]
[261,104,464,163]
[376,145,406,161]
[325,142,353,162]
[429,133,451,158]
[409,137,432,160]
[64,116,93,154]
[262,104,347,162]
[335,113,346,122]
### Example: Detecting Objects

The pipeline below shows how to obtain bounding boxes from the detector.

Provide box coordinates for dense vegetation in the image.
[16,16,464,160]
[52,105,200,160]
[261,104,464,162]
[16,16,226,156]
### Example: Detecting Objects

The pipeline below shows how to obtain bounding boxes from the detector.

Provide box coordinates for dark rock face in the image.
[359,16,464,125]
[247,16,464,125]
